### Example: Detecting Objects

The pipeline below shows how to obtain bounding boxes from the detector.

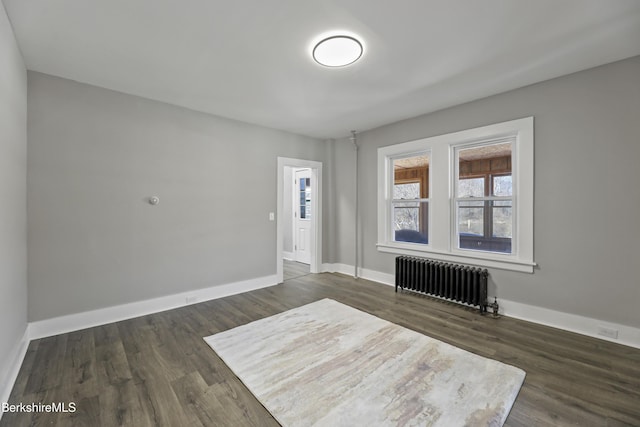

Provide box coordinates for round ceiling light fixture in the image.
[312,35,363,67]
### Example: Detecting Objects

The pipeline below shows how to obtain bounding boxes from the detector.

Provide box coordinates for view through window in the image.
[455,141,513,253]
[392,154,429,244]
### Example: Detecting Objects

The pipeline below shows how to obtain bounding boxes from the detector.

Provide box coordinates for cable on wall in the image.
[350,130,359,279]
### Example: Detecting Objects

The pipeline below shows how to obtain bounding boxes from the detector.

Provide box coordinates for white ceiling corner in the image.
[4,0,640,139]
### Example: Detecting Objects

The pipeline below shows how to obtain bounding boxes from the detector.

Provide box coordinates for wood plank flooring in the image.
[282,260,310,281]
[3,262,639,426]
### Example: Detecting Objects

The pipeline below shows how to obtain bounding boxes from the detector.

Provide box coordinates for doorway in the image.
[276,157,322,284]
[293,168,312,265]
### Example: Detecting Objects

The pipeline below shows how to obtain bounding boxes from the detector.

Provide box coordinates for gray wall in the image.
[19,48,640,332]
[330,139,358,266]
[334,56,640,329]
[0,1,28,388]
[27,72,327,321]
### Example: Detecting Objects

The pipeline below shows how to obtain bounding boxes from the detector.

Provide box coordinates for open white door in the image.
[294,168,312,265]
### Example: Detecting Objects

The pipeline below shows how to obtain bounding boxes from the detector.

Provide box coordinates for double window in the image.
[377,118,534,273]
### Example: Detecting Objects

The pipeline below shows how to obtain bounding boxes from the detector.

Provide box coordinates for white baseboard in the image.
[29,275,279,340]
[7,262,639,414]
[322,263,351,275]
[322,263,395,286]
[282,252,294,261]
[0,275,279,417]
[498,299,640,349]
[0,324,31,414]
[322,263,640,349]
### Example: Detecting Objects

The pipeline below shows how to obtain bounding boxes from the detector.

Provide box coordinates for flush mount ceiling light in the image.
[312,35,363,67]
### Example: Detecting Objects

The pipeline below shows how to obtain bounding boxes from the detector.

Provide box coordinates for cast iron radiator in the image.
[395,256,490,313]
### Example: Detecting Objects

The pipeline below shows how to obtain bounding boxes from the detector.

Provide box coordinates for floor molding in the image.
[322,263,394,286]
[322,263,640,349]
[29,275,279,340]
[282,252,294,261]
[11,263,640,411]
[0,324,30,415]
[2,275,280,414]
[497,298,640,349]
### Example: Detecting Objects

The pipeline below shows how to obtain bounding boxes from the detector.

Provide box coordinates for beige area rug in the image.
[204,299,525,426]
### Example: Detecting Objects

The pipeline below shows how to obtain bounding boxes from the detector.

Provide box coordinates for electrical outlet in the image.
[597,325,618,339]
[185,296,198,304]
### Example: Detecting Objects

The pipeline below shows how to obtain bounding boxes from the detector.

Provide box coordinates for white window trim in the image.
[377,117,535,273]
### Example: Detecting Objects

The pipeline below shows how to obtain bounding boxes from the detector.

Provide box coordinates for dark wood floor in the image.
[3,264,640,426]
[282,259,310,281]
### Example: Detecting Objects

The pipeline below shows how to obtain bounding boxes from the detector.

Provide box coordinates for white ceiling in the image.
[4,0,640,139]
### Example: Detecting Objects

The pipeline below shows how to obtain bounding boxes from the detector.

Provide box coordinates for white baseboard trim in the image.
[0,324,31,413]
[322,263,395,286]
[282,252,294,261]
[322,263,640,349]
[322,263,351,275]
[498,299,640,349]
[0,275,279,416]
[29,275,279,340]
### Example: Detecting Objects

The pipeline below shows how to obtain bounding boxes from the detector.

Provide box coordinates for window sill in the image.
[377,243,536,273]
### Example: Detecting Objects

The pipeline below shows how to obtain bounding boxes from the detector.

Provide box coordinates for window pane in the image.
[493,175,512,197]
[457,200,512,253]
[458,177,484,198]
[299,176,311,220]
[394,205,418,231]
[393,154,429,200]
[393,183,420,200]
[302,202,311,220]
[393,201,428,244]
[492,201,511,238]
[457,201,484,236]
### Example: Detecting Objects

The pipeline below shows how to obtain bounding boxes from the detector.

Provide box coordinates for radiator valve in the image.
[487,297,500,318]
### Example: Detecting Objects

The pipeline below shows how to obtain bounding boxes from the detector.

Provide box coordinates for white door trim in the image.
[277,157,322,283]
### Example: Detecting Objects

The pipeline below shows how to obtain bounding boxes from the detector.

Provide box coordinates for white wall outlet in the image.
[269,212,275,221]
[597,325,619,339]
[185,295,198,304]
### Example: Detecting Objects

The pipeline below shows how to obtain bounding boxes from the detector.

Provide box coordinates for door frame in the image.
[277,157,322,283]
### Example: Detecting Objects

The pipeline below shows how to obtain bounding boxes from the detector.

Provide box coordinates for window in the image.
[377,117,535,273]
[455,141,513,254]
[391,154,429,244]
